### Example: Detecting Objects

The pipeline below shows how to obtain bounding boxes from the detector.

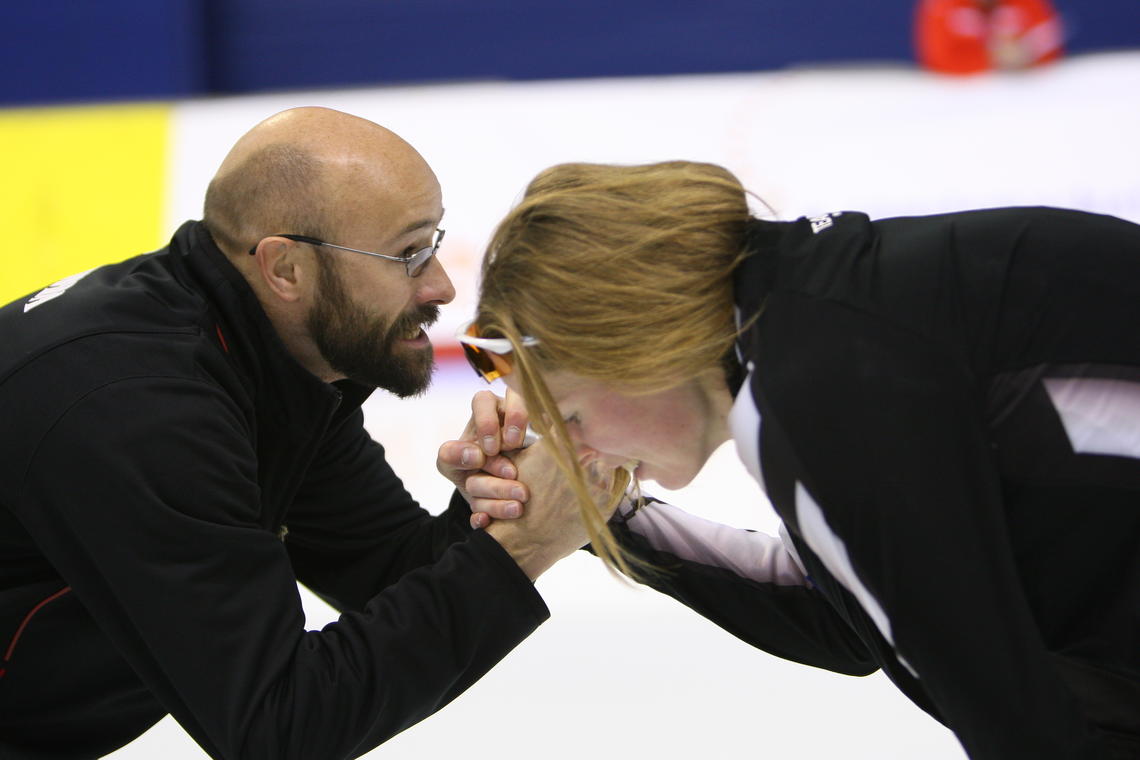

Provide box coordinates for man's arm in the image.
[14,377,548,760]
[285,389,536,611]
[283,407,476,612]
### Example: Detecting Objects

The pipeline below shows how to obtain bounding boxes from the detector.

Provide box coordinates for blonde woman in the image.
[456,161,1140,759]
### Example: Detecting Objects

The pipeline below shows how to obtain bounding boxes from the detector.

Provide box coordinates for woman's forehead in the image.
[508,369,590,402]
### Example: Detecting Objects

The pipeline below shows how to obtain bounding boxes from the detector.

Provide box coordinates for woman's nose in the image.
[576,444,627,473]
[574,441,598,467]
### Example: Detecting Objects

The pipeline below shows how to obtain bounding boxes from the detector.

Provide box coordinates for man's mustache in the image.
[390,304,440,334]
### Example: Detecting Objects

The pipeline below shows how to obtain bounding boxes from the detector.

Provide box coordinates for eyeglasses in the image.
[455,320,539,383]
[248,228,446,277]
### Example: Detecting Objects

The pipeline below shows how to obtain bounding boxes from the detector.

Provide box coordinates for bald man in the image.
[0,108,596,759]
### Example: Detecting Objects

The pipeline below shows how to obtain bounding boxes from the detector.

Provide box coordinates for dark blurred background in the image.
[2,0,1137,106]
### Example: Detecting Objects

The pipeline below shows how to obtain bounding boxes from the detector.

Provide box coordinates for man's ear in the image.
[252,237,309,303]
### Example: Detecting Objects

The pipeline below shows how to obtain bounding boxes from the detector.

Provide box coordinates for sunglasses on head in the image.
[455,320,539,383]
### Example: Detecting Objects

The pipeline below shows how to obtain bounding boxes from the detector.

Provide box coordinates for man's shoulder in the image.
[1,247,216,381]
[0,248,242,447]
[0,321,246,506]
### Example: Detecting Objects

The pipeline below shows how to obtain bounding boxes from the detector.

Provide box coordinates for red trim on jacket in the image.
[215,324,230,353]
[0,586,73,679]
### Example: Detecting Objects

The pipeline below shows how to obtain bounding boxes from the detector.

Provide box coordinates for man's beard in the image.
[307,260,439,398]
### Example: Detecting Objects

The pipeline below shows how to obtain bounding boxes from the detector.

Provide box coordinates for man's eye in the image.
[564,413,581,426]
[401,246,418,260]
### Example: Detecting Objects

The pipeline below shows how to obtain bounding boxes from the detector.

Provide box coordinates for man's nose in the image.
[416,254,455,305]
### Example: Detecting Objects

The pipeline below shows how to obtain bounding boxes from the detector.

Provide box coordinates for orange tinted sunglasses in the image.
[455,321,539,383]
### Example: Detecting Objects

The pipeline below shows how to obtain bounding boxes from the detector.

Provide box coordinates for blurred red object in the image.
[915,0,1065,74]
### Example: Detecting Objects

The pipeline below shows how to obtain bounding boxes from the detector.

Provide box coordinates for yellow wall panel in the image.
[0,103,170,305]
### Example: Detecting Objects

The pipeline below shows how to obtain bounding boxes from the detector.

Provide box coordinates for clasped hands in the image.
[435,389,616,581]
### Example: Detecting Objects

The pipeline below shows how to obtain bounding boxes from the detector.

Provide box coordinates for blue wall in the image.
[2,0,1137,106]
[0,0,206,105]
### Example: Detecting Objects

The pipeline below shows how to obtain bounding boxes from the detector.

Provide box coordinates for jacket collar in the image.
[172,220,375,422]
[729,219,791,395]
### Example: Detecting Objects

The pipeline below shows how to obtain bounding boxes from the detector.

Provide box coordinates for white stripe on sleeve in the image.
[625,499,808,587]
[1043,376,1140,460]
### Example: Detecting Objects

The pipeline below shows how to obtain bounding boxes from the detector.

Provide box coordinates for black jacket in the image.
[0,221,548,759]
[615,208,1140,759]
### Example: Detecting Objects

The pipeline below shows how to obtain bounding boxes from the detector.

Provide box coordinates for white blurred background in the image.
[101,50,1140,759]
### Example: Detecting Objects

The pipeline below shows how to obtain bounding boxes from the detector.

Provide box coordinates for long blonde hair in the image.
[477,160,752,576]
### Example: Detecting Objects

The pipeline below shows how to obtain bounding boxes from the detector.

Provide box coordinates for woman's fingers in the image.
[471,389,505,455]
[501,387,530,450]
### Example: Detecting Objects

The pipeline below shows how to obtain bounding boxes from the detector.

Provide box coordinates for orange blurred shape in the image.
[915,0,1065,74]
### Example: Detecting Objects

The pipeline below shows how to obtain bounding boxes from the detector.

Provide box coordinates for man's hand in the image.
[436,389,531,528]
[484,440,617,581]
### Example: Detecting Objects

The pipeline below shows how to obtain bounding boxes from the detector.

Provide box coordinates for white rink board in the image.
[166,51,1140,357]
[109,51,1140,759]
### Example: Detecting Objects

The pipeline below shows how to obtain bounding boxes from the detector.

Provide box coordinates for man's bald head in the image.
[203,107,436,257]
[198,107,452,392]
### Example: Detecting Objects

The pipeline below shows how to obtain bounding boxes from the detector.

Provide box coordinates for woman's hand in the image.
[484,439,616,580]
[436,388,531,528]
